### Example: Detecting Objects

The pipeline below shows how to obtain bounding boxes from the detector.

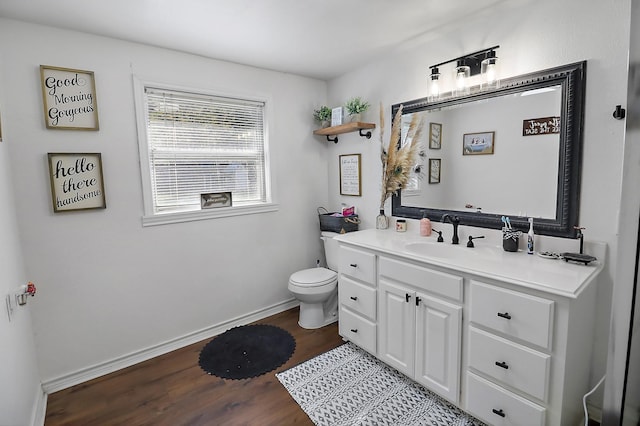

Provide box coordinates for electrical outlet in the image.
[5,294,14,322]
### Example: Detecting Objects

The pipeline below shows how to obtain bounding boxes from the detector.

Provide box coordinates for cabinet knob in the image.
[350,296,358,301]
[405,293,411,303]
[492,408,506,418]
[415,296,422,306]
[350,328,358,333]
[495,361,509,369]
[349,263,357,267]
[497,312,512,320]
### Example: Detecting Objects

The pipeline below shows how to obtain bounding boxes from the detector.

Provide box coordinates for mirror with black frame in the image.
[391,61,586,238]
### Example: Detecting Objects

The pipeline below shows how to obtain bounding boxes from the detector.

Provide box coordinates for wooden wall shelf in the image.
[313,122,376,143]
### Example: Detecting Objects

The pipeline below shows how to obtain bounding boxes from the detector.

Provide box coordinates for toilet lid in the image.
[290,267,337,287]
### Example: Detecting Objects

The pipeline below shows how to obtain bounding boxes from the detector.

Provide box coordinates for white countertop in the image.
[335,229,603,298]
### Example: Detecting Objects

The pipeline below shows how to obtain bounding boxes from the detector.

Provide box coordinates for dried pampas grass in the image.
[379,103,424,210]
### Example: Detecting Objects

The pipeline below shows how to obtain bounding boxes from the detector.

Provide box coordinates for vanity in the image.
[336,229,602,426]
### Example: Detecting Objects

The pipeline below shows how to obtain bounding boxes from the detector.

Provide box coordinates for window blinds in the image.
[144,87,267,213]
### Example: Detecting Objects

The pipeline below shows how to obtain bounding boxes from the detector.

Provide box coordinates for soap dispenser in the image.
[420,211,432,236]
[527,217,535,254]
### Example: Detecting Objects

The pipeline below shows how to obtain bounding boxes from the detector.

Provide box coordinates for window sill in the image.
[142,203,279,227]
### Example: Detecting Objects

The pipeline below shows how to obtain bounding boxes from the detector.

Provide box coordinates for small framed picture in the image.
[429,122,442,149]
[47,153,106,212]
[428,158,441,184]
[463,131,495,155]
[339,154,361,196]
[40,65,99,130]
[201,192,232,209]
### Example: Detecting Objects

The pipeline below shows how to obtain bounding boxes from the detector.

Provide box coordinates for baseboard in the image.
[41,299,299,394]
[31,385,47,426]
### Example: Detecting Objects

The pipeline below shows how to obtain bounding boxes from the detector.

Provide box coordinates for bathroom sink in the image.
[404,242,491,260]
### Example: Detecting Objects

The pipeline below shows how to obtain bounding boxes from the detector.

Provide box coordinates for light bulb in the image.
[481,50,499,90]
[429,67,440,101]
[454,62,470,95]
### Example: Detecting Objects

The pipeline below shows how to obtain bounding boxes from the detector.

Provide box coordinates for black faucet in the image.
[442,214,460,245]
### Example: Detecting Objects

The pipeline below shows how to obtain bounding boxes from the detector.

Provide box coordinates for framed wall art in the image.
[339,154,361,196]
[40,65,99,130]
[429,122,442,149]
[47,153,106,212]
[463,131,495,155]
[201,192,232,209]
[428,158,441,184]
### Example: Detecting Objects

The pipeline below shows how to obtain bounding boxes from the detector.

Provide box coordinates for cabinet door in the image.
[378,280,415,376]
[415,292,462,404]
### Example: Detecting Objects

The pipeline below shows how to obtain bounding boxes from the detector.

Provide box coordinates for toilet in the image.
[288,231,340,329]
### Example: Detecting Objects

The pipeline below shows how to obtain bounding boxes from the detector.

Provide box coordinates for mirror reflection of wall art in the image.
[522,116,561,136]
[429,122,442,149]
[40,65,99,130]
[428,158,441,184]
[47,153,106,212]
[463,131,495,155]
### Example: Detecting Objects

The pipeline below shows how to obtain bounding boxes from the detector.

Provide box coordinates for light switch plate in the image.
[5,294,13,322]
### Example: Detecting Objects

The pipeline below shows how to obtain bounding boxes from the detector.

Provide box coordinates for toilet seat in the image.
[289,267,337,287]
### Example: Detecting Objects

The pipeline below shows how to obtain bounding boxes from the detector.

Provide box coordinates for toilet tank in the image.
[321,231,341,271]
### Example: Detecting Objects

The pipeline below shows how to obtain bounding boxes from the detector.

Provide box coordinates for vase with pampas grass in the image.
[377,103,424,229]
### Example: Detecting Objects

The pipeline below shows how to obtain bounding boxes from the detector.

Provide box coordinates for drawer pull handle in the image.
[495,361,509,369]
[350,328,358,333]
[492,408,506,418]
[497,312,512,320]
[350,296,358,301]
[406,293,411,303]
[415,296,422,306]
[349,263,358,267]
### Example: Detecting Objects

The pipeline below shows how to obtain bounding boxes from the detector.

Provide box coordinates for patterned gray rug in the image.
[276,342,485,426]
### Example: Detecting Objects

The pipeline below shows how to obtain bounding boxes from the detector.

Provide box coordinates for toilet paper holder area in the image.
[16,282,37,306]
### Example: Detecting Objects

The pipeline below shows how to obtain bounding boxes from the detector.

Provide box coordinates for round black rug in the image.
[198,324,296,380]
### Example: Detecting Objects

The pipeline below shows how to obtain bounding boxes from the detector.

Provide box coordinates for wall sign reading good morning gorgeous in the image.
[47,153,106,212]
[40,65,99,130]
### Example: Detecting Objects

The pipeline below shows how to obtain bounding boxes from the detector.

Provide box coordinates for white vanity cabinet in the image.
[378,256,463,404]
[335,229,602,426]
[337,245,377,354]
[464,278,597,426]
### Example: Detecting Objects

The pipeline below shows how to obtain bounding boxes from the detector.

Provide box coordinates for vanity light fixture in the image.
[428,45,500,99]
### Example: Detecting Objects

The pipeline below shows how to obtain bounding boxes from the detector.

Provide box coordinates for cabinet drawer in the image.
[379,256,463,302]
[468,327,550,401]
[339,276,377,320]
[470,281,554,349]
[339,307,376,355]
[338,246,376,285]
[466,372,546,426]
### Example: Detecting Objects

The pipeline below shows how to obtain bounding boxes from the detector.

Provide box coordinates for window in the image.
[135,81,275,225]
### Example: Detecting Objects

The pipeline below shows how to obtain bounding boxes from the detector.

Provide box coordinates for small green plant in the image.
[345,97,370,115]
[313,106,332,123]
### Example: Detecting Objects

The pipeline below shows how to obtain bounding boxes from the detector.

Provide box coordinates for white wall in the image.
[0,54,44,426]
[0,18,330,385]
[326,0,631,408]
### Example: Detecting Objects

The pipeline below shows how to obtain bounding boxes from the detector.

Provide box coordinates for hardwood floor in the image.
[45,307,344,425]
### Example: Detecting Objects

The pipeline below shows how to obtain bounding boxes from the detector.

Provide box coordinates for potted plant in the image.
[345,97,370,122]
[313,106,332,128]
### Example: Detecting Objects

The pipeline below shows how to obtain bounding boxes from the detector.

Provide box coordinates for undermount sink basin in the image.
[404,242,492,259]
